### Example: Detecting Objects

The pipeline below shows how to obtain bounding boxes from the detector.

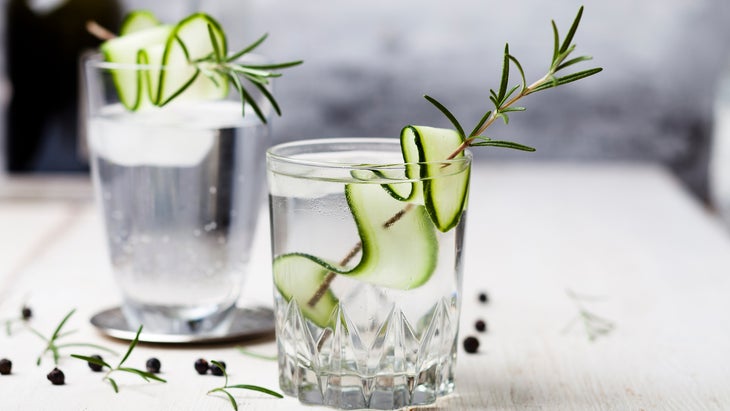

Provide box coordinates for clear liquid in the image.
[89,100,269,333]
[268,153,466,409]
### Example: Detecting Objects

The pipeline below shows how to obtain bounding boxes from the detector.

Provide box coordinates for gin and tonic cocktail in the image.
[267,136,471,409]
[80,10,300,334]
[85,54,271,334]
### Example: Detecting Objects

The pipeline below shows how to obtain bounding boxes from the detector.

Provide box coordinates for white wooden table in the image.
[1,163,729,410]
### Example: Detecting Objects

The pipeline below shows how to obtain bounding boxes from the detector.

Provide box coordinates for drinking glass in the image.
[266,138,471,409]
[83,54,271,334]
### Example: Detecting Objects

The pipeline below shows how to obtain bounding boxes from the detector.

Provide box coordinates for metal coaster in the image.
[90,306,274,344]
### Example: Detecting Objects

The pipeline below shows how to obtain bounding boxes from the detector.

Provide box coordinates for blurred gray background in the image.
[2,0,730,202]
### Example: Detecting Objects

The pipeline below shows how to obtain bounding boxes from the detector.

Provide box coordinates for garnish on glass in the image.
[71,325,167,393]
[206,360,283,410]
[28,309,116,366]
[89,10,302,123]
[298,5,603,312]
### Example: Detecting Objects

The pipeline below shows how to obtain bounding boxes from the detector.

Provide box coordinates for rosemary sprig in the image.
[207,360,283,410]
[71,325,166,393]
[426,5,601,159]
[562,289,615,341]
[30,309,116,366]
[194,30,302,123]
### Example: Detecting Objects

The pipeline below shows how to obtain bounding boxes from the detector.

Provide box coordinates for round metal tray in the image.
[90,306,274,344]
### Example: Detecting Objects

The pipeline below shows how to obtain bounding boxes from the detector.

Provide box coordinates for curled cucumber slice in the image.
[273,182,438,327]
[345,182,437,288]
[400,125,470,232]
[100,25,173,110]
[273,254,339,328]
[100,13,229,110]
[157,13,229,106]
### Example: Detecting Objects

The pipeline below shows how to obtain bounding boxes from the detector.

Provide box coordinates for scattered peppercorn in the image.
[0,358,12,375]
[87,355,104,372]
[475,319,487,333]
[463,336,480,354]
[209,361,226,376]
[21,306,32,320]
[194,358,209,375]
[478,292,489,304]
[47,368,65,385]
[146,357,161,374]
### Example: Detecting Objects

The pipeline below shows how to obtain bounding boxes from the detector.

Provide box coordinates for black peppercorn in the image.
[88,355,104,372]
[475,319,487,333]
[146,357,161,374]
[21,306,32,320]
[209,361,226,376]
[194,358,209,375]
[47,368,65,385]
[0,358,12,375]
[478,292,489,304]
[463,336,480,353]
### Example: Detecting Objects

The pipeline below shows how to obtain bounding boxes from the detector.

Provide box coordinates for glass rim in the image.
[266,137,472,171]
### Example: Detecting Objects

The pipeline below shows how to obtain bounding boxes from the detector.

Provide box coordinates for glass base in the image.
[90,306,275,343]
[282,367,455,410]
[121,300,237,334]
[276,295,458,410]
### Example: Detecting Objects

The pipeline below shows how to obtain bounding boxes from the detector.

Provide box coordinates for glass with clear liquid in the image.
[267,138,471,409]
[84,56,270,334]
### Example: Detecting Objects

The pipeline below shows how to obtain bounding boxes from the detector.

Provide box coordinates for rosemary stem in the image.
[471,72,551,139]
[86,20,117,40]
[306,273,335,308]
